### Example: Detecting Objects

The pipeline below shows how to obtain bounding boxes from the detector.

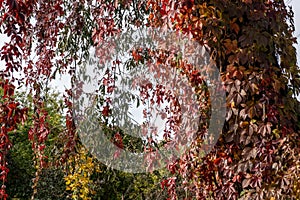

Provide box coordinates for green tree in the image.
[1,0,300,199]
[6,90,67,199]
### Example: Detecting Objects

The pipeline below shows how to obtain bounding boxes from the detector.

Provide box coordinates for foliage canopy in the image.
[0,0,299,199]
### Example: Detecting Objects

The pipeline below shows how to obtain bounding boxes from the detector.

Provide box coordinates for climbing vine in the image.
[0,0,299,199]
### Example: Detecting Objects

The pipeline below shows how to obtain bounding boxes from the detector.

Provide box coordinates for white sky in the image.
[0,1,299,92]
[0,2,298,145]
[290,0,300,63]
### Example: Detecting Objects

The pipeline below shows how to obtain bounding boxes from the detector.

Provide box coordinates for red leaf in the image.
[102,106,110,117]
[242,178,251,188]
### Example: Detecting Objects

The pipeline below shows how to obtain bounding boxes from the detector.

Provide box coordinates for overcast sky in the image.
[290,1,300,62]
[0,2,299,92]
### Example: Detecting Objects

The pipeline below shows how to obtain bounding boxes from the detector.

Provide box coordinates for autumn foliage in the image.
[147,0,300,199]
[0,0,300,199]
